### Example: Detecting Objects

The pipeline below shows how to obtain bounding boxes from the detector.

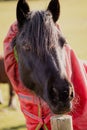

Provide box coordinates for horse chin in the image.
[49,101,72,114]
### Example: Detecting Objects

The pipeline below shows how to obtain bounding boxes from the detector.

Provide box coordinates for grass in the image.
[0,84,26,130]
[59,0,87,59]
[0,0,87,130]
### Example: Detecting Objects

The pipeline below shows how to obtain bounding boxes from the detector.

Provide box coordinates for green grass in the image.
[0,84,26,130]
[0,0,87,130]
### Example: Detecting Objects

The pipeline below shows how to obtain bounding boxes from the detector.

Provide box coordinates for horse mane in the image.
[20,11,58,57]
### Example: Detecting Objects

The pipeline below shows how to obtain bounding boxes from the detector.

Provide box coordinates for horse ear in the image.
[47,0,60,22]
[16,0,30,28]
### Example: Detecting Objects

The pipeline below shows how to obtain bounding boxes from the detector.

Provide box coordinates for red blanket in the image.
[4,22,87,130]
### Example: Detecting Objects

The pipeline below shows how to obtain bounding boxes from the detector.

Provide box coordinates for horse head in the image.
[12,0,74,114]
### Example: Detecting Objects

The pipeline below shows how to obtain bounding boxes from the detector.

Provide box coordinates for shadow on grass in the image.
[2,124,26,130]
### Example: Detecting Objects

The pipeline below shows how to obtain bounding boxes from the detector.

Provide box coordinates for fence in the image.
[51,115,73,130]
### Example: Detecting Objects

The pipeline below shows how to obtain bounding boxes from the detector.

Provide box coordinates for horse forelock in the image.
[19,11,59,57]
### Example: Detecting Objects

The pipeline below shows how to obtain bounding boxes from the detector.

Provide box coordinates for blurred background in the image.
[0,0,87,130]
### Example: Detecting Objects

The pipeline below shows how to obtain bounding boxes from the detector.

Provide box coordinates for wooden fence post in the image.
[51,115,73,130]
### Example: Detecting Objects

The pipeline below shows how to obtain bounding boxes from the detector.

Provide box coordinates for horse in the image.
[0,56,15,108]
[12,0,74,114]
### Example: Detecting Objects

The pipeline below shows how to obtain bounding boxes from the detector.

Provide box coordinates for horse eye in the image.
[59,37,66,47]
[27,12,32,20]
[22,43,31,51]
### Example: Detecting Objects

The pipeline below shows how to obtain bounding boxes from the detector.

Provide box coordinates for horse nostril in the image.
[59,90,69,102]
[52,87,58,95]
[69,85,74,101]
[70,91,74,101]
[63,90,69,100]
